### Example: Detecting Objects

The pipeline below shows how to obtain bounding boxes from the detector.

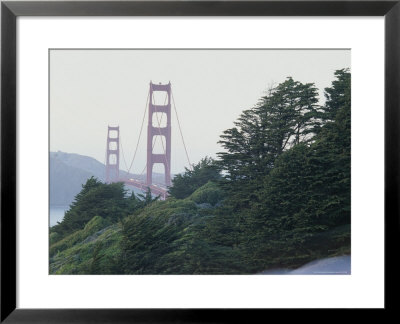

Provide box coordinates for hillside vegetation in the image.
[49,69,351,274]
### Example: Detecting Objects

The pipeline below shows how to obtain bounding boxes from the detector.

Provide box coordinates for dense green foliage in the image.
[168,157,221,199]
[210,69,351,270]
[120,197,238,274]
[50,177,157,242]
[50,69,351,274]
[218,77,319,183]
[50,217,123,274]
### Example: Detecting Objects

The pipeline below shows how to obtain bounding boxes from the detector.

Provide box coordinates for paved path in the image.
[259,255,351,275]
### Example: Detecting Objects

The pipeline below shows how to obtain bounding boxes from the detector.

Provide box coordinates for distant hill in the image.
[50,151,106,181]
[50,151,167,206]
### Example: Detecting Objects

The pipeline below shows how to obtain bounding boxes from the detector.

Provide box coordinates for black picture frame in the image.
[1,0,399,322]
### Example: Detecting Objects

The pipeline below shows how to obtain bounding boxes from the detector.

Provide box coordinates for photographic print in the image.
[49,49,351,275]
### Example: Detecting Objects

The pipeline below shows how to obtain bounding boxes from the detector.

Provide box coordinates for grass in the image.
[49,217,122,274]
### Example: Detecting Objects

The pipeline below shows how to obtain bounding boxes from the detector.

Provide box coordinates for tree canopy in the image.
[50,177,152,240]
[50,69,351,274]
[168,157,221,199]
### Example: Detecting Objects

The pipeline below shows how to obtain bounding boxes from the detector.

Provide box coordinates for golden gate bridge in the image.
[105,81,191,200]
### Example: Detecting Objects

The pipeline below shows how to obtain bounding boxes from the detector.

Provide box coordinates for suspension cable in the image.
[125,91,150,176]
[119,135,130,178]
[171,89,192,170]
[140,91,169,177]
[126,85,191,180]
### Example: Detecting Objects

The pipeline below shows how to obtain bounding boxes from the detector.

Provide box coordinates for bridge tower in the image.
[106,125,120,183]
[147,82,171,187]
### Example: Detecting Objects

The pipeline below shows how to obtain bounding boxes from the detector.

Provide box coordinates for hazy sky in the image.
[50,49,350,174]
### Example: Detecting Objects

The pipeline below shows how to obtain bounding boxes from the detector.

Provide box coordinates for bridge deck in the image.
[118,178,168,199]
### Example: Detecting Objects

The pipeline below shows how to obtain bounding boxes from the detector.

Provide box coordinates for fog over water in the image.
[50,205,69,227]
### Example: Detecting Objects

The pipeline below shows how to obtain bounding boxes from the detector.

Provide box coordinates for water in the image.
[49,205,69,227]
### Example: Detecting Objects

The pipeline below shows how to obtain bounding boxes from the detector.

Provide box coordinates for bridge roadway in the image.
[118,178,168,200]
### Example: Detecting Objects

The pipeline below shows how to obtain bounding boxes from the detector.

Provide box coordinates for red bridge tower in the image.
[106,126,120,183]
[147,82,171,187]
